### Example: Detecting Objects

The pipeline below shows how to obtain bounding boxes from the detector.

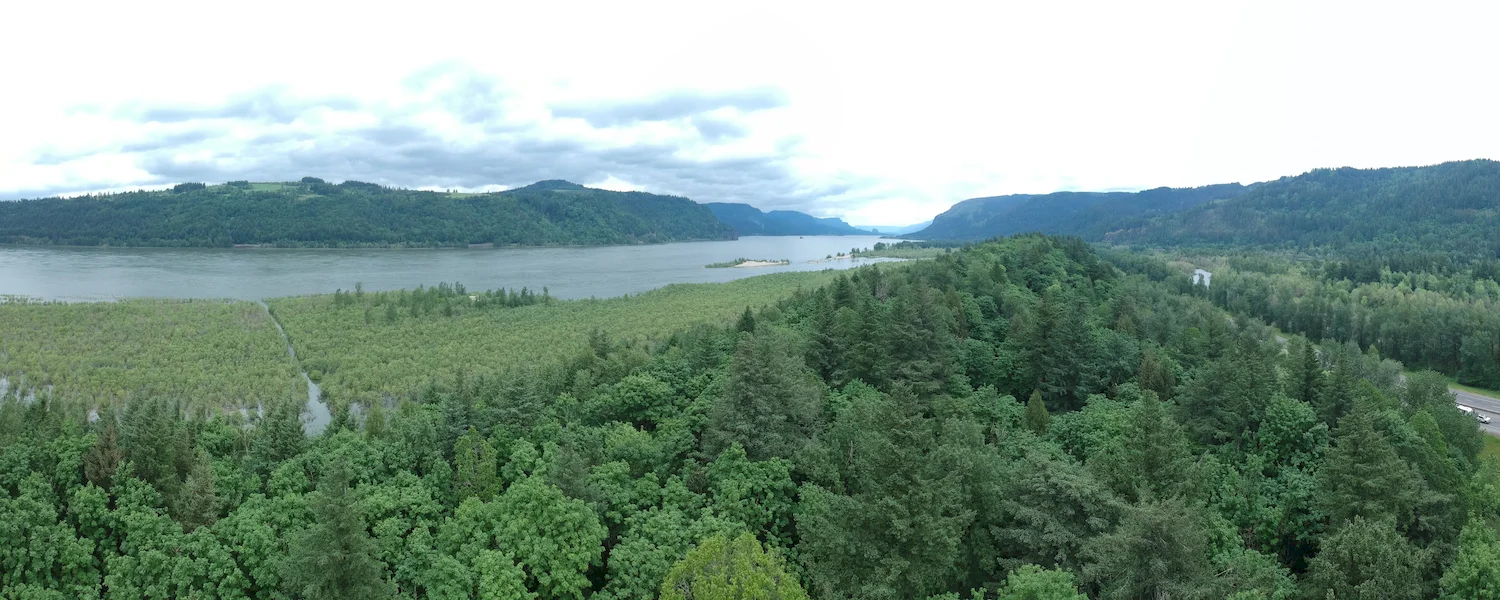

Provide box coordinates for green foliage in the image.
[268,271,845,406]
[486,477,606,599]
[454,427,500,502]
[0,299,303,410]
[281,459,395,600]
[1439,519,1500,599]
[797,385,974,599]
[0,179,736,247]
[1088,389,1195,503]
[0,233,1494,600]
[1316,406,1425,529]
[703,328,822,461]
[1025,389,1049,434]
[1300,517,1428,600]
[913,183,1246,241]
[1085,497,1213,599]
[1117,160,1500,259]
[995,564,1085,600]
[658,533,808,600]
[476,551,536,600]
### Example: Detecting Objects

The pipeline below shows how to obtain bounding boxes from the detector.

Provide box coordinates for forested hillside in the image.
[0,179,736,247]
[704,203,871,236]
[3,235,1495,599]
[1109,249,1500,390]
[909,183,1246,240]
[1110,160,1500,258]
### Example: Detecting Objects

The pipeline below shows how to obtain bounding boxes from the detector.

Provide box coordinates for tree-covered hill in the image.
[704,202,872,236]
[0,178,737,247]
[914,160,1500,260]
[1107,159,1500,258]
[908,183,1247,241]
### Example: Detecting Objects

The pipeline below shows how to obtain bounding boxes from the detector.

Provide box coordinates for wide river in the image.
[0,236,901,301]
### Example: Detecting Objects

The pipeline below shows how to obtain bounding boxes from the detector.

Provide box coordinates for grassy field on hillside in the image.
[268,270,850,405]
[0,299,304,411]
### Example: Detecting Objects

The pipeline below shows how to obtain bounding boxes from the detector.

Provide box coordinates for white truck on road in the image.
[1458,404,1493,424]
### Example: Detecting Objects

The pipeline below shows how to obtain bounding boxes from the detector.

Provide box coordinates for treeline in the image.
[0,179,736,248]
[2,235,1498,599]
[326,282,554,323]
[1207,258,1499,388]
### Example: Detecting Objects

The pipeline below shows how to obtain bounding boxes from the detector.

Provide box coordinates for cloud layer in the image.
[12,65,861,214]
[4,1,1499,224]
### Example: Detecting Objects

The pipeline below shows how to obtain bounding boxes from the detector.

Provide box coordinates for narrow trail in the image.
[256,300,330,435]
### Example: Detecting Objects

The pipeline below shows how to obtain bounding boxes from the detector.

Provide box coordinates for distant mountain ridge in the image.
[857,221,932,236]
[1107,159,1500,257]
[704,202,873,236]
[910,184,1247,241]
[0,178,736,247]
[910,159,1500,259]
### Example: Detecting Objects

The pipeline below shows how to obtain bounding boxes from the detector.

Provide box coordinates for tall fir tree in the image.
[454,427,500,502]
[1025,389,1050,435]
[281,458,394,600]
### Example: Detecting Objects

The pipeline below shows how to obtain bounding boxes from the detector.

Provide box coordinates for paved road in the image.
[1453,387,1500,436]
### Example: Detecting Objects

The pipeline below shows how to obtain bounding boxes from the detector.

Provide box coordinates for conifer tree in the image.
[705,328,821,461]
[84,419,123,488]
[173,449,218,532]
[1085,497,1212,600]
[1025,390,1050,435]
[282,458,394,600]
[736,306,757,334]
[1090,390,1194,502]
[1136,350,1175,400]
[1294,341,1323,405]
[455,427,500,502]
[1316,406,1423,529]
[1301,516,1426,600]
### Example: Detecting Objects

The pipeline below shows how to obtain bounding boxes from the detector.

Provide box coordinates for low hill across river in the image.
[704,202,873,236]
[0,178,737,248]
[909,183,1247,241]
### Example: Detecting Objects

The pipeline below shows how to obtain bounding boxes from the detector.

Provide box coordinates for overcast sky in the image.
[3,0,1497,224]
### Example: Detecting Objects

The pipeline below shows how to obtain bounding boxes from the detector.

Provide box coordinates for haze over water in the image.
[0,236,901,301]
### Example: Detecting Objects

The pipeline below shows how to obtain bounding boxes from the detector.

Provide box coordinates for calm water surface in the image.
[0,236,900,301]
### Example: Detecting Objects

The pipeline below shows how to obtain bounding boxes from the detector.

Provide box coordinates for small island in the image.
[705,258,791,268]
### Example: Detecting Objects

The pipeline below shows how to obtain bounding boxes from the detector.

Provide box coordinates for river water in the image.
[0,236,898,301]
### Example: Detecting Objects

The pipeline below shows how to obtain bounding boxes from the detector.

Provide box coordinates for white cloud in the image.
[2,0,1498,224]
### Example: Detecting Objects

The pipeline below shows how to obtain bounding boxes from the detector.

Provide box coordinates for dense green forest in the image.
[4,235,1498,599]
[908,184,1247,241]
[1107,249,1500,390]
[0,179,735,248]
[704,203,872,236]
[915,160,1500,263]
[1111,160,1500,258]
